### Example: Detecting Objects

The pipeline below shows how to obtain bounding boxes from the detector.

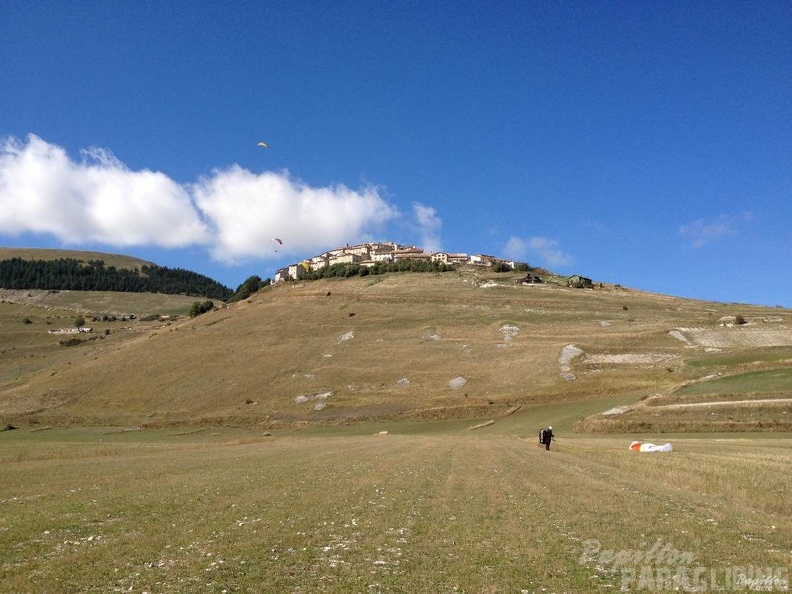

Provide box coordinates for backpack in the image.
[539,428,547,444]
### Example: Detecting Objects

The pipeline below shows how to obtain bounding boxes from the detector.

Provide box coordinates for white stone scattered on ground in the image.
[559,345,584,366]
[295,391,333,405]
[448,376,467,389]
[499,324,520,343]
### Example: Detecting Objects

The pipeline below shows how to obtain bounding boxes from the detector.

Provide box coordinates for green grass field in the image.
[1,414,790,593]
[673,368,792,397]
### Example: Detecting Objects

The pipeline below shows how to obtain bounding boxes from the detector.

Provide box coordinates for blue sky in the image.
[1,1,790,306]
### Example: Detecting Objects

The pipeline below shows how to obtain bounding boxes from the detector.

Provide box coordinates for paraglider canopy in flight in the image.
[257,142,268,148]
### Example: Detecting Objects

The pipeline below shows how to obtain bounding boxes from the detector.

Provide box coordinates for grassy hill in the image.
[0,247,155,270]
[1,267,790,430]
[0,247,234,299]
[2,267,791,591]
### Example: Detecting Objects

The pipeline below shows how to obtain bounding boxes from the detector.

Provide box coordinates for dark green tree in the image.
[230,275,265,302]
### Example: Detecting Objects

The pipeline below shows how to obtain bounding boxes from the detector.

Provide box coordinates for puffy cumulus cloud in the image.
[0,135,209,247]
[192,166,399,263]
[503,235,572,268]
[679,212,753,248]
[0,135,401,263]
[412,202,442,253]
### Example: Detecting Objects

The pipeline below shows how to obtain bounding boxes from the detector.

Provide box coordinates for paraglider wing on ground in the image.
[630,441,673,452]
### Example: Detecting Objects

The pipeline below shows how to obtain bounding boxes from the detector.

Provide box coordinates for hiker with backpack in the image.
[539,426,554,451]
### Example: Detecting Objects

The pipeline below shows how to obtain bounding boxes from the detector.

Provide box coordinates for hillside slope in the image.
[1,269,790,429]
[0,247,233,299]
[0,247,155,270]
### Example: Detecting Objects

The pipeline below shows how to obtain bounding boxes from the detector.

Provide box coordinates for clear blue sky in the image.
[1,1,790,306]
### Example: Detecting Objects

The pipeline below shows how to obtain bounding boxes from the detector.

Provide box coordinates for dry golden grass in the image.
[2,263,790,591]
[0,424,789,592]
[0,290,201,416]
[1,269,790,430]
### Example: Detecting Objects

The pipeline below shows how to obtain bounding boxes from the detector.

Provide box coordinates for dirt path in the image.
[658,398,792,409]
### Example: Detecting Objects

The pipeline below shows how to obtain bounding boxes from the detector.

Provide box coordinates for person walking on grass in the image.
[540,426,554,451]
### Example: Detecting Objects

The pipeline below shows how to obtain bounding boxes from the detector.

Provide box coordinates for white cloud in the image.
[192,166,398,263]
[0,134,208,247]
[0,135,400,264]
[503,235,572,268]
[679,212,753,248]
[412,202,442,253]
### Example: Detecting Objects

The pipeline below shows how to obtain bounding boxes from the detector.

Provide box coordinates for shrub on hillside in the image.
[189,300,214,318]
[230,275,270,302]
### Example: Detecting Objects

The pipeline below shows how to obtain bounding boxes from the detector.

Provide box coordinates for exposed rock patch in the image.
[295,391,333,405]
[670,327,792,348]
[602,406,630,416]
[585,353,677,365]
[499,324,520,345]
[559,345,584,380]
[448,376,467,390]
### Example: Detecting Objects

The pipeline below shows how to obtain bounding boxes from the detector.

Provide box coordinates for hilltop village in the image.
[274,241,522,282]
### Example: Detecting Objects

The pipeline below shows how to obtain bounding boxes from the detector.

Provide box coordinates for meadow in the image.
[1,264,791,592]
[1,412,789,593]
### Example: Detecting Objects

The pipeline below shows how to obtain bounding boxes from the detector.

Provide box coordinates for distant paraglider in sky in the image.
[271,237,282,252]
[257,142,268,148]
